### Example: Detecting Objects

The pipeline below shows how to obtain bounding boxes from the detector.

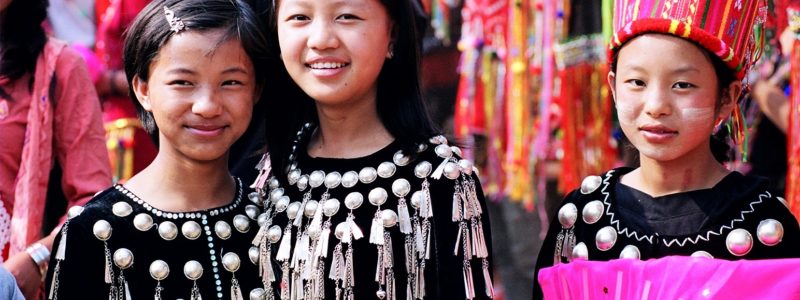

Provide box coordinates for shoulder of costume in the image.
[415,134,479,184]
[561,168,627,207]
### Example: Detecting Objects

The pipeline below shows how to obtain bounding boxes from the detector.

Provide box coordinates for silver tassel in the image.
[369,210,384,245]
[49,262,60,300]
[419,181,431,218]
[553,230,564,264]
[348,214,363,240]
[482,259,494,298]
[281,262,290,300]
[463,261,475,300]
[104,242,113,284]
[154,282,163,300]
[452,186,463,222]
[398,199,412,234]
[56,222,68,260]
[276,227,293,261]
[190,281,202,300]
[231,278,244,300]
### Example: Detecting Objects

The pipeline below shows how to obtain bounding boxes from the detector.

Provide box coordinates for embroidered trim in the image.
[115,177,243,219]
[601,170,769,247]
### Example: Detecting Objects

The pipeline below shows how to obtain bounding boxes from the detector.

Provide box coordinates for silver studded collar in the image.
[114,177,244,220]
[599,169,770,247]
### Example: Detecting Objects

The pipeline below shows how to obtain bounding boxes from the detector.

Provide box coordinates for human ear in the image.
[718,81,742,120]
[607,71,617,103]
[131,76,152,111]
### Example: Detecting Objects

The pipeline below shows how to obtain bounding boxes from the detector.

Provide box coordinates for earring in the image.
[386,44,394,59]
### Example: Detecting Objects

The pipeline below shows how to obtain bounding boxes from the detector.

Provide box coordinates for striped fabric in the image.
[610,0,765,79]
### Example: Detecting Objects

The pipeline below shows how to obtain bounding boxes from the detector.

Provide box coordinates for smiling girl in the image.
[253,0,494,299]
[45,0,273,298]
[533,1,800,299]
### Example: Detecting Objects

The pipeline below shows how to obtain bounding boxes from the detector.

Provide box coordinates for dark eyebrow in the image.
[166,68,196,75]
[221,67,250,75]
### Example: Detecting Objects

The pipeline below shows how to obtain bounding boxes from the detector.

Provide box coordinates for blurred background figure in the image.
[0,0,112,298]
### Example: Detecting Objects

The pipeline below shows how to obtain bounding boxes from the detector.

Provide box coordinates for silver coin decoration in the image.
[580,175,603,194]
[391,179,411,197]
[309,171,325,188]
[113,248,134,269]
[325,172,342,189]
[342,171,359,188]
[323,198,341,217]
[582,200,604,225]
[619,245,640,260]
[248,247,260,264]
[393,150,410,166]
[335,222,348,240]
[430,135,447,145]
[275,196,290,213]
[377,162,397,178]
[183,260,203,280]
[368,188,388,206]
[248,192,261,204]
[377,290,387,299]
[308,224,322,239]
[245,205,259,220]
[414,161,433,178]
[286,202,301,220]
[304,200,319,218]
[434,144,452,158]
[250,288,266,300]
[288,169,301,185]
[269,188,284,203]
[690,251,713,258]
[134,213,154,231]
[297,175,309,191]
[381,210,398,228]
[267,225,283,243]
[571,242,588,260]
[595,226,617,251]
[410,191,423,209]
[215,221,232,240]
[443,162,461,180]
[458,159,474,175]
[557,203,578,229]
[93,220,112,241]
[67,206,84,219]
[112,202,133,217]
[257,213,269,227]
[359,167,378,184]
[269,177,280,190]
[181,221,202,240]
[417,143,428,153]
[725,228,753,256]
[777,196,789,208]
[450,146,463,157]
[757,219,784,246]
[222,252,241,273]
[158,221,178,241]
[345,192,364,210]
[233,214,251,233]
[149,260,170,281]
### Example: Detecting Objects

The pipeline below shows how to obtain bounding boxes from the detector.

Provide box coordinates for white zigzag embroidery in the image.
[600,170,769,247]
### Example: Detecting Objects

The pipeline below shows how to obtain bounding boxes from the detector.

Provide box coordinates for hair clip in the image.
[163,6,185,33]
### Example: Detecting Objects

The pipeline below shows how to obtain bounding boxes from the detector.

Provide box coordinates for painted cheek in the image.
[680,107,715,127]
[615,101,637,126]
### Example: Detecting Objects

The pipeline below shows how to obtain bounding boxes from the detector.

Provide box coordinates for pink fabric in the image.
[538,256,800,300]
[10,39,111,257]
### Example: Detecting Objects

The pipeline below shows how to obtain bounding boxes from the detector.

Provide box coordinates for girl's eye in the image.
[673,82,695,89]
[222,80,243,86]
[625,79,645,87]
[337,14,362,20]
[168,80,192,86]
[287,14,310,21]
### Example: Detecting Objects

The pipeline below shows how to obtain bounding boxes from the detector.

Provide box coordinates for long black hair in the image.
[0,0,49,84]
[264,0,440,181]
[123,0,272,139]
[610,34,737,163]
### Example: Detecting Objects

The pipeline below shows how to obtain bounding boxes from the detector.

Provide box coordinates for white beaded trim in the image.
[114,177,243,220]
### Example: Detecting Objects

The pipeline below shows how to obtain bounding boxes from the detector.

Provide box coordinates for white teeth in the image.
[309,62,346,69]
